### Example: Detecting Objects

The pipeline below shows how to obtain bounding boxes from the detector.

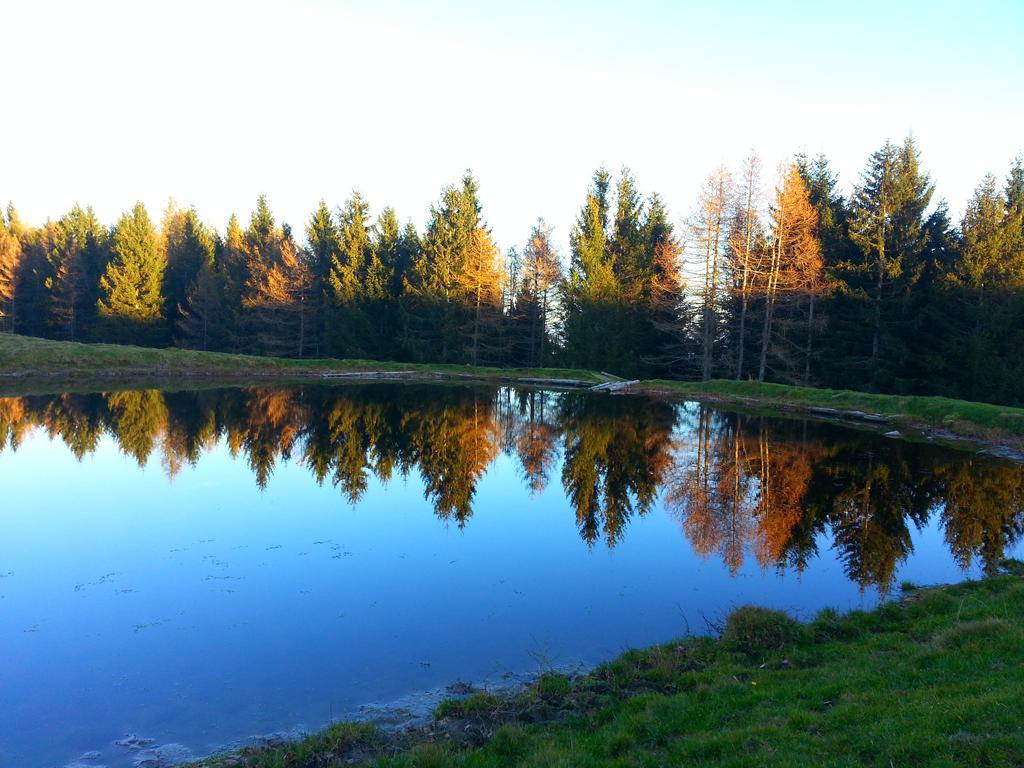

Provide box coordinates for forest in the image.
[2,384,1021,591]
[1,136,1022,405]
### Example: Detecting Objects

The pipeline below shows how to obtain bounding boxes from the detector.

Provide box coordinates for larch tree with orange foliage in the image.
[0,205,23,333]
[757,164,822,381]
[457,227,505,366]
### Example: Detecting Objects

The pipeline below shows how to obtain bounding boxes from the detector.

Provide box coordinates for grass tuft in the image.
[433,691,503,721]
[720,605,803,658]
[532,673,572,702]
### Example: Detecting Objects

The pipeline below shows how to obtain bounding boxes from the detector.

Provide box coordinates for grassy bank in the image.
[646,378,1024,444]
[3,333,1024,448]
[193,566,1024,768]
[0,333,607,387]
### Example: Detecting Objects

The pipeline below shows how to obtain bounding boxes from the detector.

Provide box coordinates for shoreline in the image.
[185,568,1023,767]
[3,333,1024,458]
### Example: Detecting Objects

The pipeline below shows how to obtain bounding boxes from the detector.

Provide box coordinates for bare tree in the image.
[726,152,767,380]
[688,167,734,380]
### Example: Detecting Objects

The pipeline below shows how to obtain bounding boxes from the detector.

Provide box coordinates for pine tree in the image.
[326,192,375,357]
[10,214,47,338]
[640,195,692,375]
[176,249,228,352]
[510,219,561,367]
[366,208,408,359]
[240,197,314,357]
[163,205,215,338]
[305,200,341,356]
[243,224,314,358]
[610,168,647,290]
[848,136,933,388]
[306,200,340,292]
[43,205,109,341]
[217,213,247,351]
[959,175,1011,293]
[797,153,851,267]
[402,172,485,363]
[220,213,248,296]
[609,168,651,373]
[563,168,620,371]
[97,202,166,345]
[946,167,1024,401]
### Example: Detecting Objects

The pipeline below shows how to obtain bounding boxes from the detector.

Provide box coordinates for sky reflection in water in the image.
[1,384,1021,767]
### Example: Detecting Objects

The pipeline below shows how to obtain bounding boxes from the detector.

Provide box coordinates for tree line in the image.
[2,137,1022,404]
[2,384,1021,590]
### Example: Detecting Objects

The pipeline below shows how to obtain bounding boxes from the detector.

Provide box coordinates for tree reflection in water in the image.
[1,384,1021,591]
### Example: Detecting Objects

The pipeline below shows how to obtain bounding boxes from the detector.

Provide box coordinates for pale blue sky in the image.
[3,0,1022,252]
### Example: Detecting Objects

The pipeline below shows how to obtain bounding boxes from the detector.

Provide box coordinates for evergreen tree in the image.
[640,195,692,375]
[609,168,652,374]
[163,205,215,338]
[795,153,848,384]
[510,218,561,367]
[945,168,1024,401]
[304,200,340,355]
[10,213,48,337]
[176,259,228,352]
[326,192,375,357]
[366,207,408,359]
[402,172,486,363]
[240,197,314,357]
[847,136,933,389]
[217,213,248,351]
[797,153,851,267]
[563,168,621,371]
[609,168,647,290]
[174,220,229,354]
[97,202,166,345]
[42,205,109,341]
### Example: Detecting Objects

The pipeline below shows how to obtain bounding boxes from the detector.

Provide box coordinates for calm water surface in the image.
[1,384,1021,767]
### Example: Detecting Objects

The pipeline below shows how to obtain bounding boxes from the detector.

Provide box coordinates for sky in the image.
[2,0,1022,253]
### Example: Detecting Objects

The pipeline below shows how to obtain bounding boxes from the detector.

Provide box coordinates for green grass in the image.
[435,692,506,720]
[192,568,1024,768]
[0,333,606,385]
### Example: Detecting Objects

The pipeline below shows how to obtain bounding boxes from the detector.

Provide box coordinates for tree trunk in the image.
[758,227,782,381]
[803,292,815,384]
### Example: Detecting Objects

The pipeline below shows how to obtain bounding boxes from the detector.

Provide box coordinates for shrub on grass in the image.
[534,673,572,701]
[721,605,802,658]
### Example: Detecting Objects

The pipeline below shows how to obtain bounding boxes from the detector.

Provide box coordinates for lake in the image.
[1,383,1021,767]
